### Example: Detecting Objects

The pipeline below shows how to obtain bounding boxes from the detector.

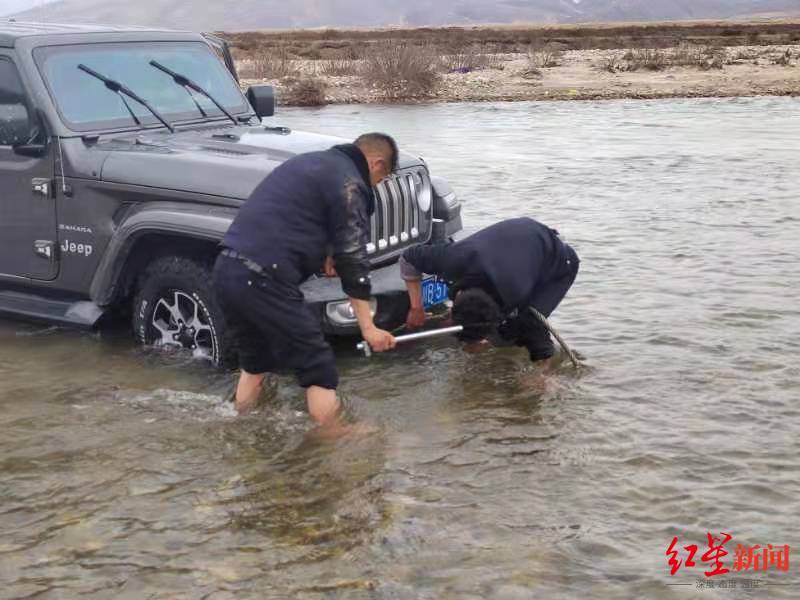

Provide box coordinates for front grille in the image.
[367,167,432,258]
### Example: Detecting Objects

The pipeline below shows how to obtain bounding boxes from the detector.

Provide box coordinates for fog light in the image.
[325,298,377,326]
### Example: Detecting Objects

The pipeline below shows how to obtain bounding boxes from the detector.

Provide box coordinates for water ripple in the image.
[2,97,800,597]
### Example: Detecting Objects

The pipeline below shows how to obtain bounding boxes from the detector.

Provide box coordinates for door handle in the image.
[31,178,52,198]
[34,240,56,262]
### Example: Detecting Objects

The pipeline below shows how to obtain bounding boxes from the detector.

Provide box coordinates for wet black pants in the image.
[500,244,580,361]
[212,253,339,389]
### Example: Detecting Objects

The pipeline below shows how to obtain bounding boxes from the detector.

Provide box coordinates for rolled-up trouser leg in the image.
[212,254,339,389]
[296,345,339,390]
[509,309,555,361]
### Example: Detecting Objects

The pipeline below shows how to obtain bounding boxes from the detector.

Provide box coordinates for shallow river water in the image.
[2,97,800,599]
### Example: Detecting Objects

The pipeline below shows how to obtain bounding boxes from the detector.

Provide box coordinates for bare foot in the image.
[234,396,259,415]
[519,357,558,392]
[307,420,380,442]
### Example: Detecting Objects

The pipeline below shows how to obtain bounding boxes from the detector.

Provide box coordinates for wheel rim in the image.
[151,290,215,360]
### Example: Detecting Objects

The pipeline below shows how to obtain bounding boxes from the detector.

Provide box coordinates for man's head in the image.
[355,132,398,185]
[451,287,502,343]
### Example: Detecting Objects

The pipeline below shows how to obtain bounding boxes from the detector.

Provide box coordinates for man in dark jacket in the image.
[213,133,398,423]
[400,217,579,361]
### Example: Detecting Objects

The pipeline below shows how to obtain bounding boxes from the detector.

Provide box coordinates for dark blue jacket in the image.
[222,144,374,299]
[402,217,572,310]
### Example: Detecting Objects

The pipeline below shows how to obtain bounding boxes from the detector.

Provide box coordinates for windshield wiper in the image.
[149,60,238,126]
[78,64,175,133]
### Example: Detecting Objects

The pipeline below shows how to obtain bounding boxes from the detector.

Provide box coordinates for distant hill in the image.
[10,0,800,31]
[0,0,58,17]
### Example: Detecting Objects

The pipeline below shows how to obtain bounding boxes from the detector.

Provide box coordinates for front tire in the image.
[132,256,232,367]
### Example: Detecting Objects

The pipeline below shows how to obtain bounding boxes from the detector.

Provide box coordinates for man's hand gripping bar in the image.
[357,325,464,357]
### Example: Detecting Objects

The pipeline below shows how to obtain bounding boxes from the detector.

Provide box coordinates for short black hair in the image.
[355,132,399,171]
[451,287,502,342]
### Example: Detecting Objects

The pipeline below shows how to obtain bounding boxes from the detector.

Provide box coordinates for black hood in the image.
[92,124,422,200]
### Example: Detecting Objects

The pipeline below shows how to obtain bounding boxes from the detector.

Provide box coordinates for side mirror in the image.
[8,105,49,158]
[246,85,275,118]
[13,142,48,158]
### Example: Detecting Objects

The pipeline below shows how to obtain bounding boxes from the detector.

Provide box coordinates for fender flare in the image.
[90,202,237,306]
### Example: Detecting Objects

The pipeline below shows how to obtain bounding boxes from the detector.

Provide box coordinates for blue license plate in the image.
[422,276,449,310]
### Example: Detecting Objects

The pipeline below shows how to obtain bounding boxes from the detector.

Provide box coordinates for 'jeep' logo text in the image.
[61,239,93,257]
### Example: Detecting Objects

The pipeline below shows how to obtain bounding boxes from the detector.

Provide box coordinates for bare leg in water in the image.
[235,373,369,438]
[235,373,341,422]
[233,370,266,414]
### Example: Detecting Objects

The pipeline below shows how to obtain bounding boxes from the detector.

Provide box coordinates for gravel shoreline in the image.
[238,44,800,106]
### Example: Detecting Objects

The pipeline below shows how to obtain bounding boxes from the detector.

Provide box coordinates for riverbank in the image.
[227,20,800,105]
[238,44,800,105]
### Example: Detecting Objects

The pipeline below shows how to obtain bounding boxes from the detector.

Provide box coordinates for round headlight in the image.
[415,173,432,212]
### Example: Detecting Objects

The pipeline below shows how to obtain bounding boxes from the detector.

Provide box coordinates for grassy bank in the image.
[221,20,800,106]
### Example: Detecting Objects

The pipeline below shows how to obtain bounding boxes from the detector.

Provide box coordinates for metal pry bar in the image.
[528,307,580,369]
[357,325,464,356]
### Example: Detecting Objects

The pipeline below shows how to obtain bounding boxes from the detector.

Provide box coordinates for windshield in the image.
[35,42,249,132]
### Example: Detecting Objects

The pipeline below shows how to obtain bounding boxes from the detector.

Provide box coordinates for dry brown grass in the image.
[599,54,625,73]
[733,48,760,61]
[773,48,795,65]
[360,42,441,97]
[528,43,563,68]
[241,45,298,79]
[672,44,726,69]
[622,48,669,71]
[520,66,543,79]
[227,21,800,106]
[283,77,328,106]
[440,44,505,72]
[317,55,358,76]
[295,45,323,60]
[321,42,361,60]
[222,20,800,57]
[599,44,728,72]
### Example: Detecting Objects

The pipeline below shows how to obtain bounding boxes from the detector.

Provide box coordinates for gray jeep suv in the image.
[0,21,462,366]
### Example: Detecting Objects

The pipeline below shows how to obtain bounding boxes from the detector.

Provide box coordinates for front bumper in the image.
[301,261,409,336]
